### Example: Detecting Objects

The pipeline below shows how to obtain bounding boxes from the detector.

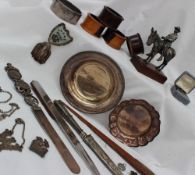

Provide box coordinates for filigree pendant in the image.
[31,23,73,64]
[0,118,25,152]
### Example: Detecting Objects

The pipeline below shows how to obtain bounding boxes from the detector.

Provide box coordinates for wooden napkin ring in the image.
[81,13,105,37]
[98,6,124,29]
[126,33,144,56]
[103,28,126,50]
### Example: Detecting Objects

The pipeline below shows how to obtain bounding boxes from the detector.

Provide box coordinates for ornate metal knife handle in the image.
[4,63,80,174]
[54,100,123,175]
[5,63,39,109]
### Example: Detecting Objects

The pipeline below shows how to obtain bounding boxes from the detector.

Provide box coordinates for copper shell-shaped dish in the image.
[109,99,160,147]
[60,51,125,114]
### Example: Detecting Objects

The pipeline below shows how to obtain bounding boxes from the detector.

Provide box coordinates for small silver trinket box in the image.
[171,71,195,105]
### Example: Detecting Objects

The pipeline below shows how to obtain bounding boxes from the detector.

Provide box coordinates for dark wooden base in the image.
[131,56,167,84]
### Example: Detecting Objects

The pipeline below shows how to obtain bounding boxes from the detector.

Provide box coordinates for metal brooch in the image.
[30,137,49,157]
[31,23,73,64]
[0,118,25,152]
[117,163,126,172]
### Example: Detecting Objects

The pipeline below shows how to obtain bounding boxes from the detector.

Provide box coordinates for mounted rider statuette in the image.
[128,27,180,84]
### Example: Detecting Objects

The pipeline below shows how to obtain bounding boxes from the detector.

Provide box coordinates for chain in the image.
[0,118,25,152]
[0,86,12,103]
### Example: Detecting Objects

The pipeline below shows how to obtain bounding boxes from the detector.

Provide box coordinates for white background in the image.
[0,0,195,175]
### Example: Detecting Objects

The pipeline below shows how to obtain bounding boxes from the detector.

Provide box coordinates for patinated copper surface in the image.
[109,99,160,147]
[60,51,125,113]
[103,28,126,50]
[81,13,105,37]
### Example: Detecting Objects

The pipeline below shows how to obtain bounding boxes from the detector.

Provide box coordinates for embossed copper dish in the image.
[60,51,125,114]
[109,99,160,147]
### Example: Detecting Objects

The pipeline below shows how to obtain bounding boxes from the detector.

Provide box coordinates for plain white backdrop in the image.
[0,0,195,174]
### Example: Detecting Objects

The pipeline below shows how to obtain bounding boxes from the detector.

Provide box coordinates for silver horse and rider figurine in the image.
[145,26,181,71]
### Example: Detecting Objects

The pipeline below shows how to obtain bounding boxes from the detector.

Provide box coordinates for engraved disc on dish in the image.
[109,99,160,147]
[60,51,125,113]
[72,61,114,102]
[117,105,152,137]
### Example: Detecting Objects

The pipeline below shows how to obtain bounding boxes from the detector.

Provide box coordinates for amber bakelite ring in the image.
[81,13,105,37]
[126,33,144,56]
[98,6,124,29]
[103,28,126,50]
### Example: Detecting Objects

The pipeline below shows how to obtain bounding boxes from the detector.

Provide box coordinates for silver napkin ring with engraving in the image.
[51,0,82,25]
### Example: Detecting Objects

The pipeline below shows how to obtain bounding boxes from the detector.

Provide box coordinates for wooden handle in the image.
[64,103,155,175]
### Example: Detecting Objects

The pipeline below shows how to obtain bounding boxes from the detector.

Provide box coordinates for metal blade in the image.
[31,81,100,175]
[83,134,123,175]
[32,106,80,174]
[75,143,100,175]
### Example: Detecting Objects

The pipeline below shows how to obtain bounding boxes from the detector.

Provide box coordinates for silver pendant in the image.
[0,118,25,152]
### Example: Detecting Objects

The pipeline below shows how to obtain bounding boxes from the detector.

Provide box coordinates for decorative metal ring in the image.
[81,13,105,37]
[98,6,124,29]
[103,28,126,50]
[51,0,82,25]
[126,33,144,56]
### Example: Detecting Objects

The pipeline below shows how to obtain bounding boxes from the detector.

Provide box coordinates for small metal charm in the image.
[31,23,73,64]
[171,71,195,105]
[29,137,49,157]
[0,118,25,152]
[117,163,126,171]
[129,171,138,175]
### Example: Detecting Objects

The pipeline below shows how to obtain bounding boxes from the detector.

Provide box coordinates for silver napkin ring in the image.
[51,0,82,25]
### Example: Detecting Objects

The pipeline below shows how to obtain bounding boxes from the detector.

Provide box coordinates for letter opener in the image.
[54,100,124,175]
[31,81,100,175]
[4,63,80,174]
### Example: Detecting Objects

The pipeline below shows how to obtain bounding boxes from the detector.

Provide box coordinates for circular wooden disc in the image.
[60,51,125,113]
[109,99,160,147]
